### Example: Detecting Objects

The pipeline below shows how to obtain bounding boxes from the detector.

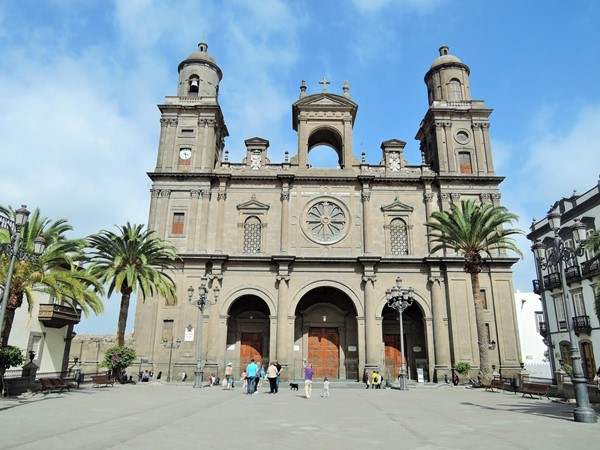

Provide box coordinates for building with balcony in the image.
[8,291,80,374]
[528,178,600,381]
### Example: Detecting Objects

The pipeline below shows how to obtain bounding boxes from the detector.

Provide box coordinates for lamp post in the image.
[188,275,220,388]
[162,337,181,382]
[531,212,596,423]
[0,205,46,345]
[385,277,414,391]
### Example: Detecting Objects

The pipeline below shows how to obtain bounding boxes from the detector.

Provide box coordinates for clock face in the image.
[179,149,192,160]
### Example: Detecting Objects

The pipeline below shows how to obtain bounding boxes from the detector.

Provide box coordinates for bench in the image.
[485,378,505,392]
[91,374,115,387]
[520,382,549,399]
[40,377,70,393]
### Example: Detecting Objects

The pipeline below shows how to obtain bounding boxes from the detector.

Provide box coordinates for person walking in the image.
[246,359,258,395]
[275,360,282,393]
[371,371,378,389]
[303,360,314,399]
[322,377,330,398]
[225,363,233,390]
[267,362,278,394]
[363,370,370,389]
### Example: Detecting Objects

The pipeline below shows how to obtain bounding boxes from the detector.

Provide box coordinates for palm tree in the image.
[584,230,600,320]
[0,206,104,347]
[425,200,523,384]
[86,223,179,347]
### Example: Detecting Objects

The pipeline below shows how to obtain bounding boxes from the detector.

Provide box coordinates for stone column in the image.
[164,118,178,170]
[156,118,168,170]
[434,121,447,172]
[188,189,202,251]
[157,189,171,240]
[423,192,434,253]
[363,275,380,369]
[214,184,227,253]
[443,122,455,173]
[430,274,451,381]
[148,189,161,231]
[361,189,372,255]
[197,191,211,252]
[206,273,223,364]
[276,275,290,362]
[278,175,294,253]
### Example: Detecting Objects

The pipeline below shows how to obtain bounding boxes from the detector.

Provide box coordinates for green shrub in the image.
[101,346,136,382]
[0,346,24,370]
[454,362,471,375]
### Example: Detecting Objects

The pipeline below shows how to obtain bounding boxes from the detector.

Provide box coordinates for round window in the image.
[455,130,470,144]
[302,198,350,245]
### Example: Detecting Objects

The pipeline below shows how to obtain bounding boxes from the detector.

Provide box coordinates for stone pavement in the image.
[0,381,598,450]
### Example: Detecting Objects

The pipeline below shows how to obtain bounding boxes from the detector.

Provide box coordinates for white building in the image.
[8,291,80,374]
[514,291,551,378]
[528,178,600,381]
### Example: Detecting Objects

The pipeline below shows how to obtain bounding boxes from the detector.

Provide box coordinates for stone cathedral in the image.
[133,43,522,383]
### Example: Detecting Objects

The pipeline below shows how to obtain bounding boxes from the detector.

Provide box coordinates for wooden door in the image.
[581,342,595,381]
[240,332,263,370]
[384,334,403,379]
[308,327,339,379]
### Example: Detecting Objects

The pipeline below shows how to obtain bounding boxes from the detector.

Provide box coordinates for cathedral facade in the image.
[133,43,522,382]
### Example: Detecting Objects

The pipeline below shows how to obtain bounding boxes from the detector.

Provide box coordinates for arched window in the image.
[243,216,262,254]
[188,75,200,96]
[448,79,462,100]
[390,218,408,255]
[458,151,472,174]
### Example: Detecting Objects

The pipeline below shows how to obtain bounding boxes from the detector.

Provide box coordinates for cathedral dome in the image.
[184,42,217,65]
[429,46,469,74]
[178,42,223,79]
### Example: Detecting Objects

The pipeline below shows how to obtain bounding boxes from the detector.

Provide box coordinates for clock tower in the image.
[152,42,228,175]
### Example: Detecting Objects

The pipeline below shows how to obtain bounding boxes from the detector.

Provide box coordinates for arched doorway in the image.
[226,295,270,376]
[381,303,427,381]
[293,287,358,380]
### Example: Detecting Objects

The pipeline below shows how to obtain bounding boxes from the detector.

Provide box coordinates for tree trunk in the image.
[0,308,16,347]
[116,290,131,347]
[470,271,492,385]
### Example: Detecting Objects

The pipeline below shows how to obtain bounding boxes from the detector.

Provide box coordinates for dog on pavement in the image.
[290,381,299,391]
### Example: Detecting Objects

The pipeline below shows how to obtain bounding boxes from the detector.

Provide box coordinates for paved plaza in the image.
[1,382,599,449]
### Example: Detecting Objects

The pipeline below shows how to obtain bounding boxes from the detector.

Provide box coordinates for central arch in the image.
[293,286,358,380]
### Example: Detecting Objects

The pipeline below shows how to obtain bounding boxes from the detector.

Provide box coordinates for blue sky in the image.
[1,0,599,334]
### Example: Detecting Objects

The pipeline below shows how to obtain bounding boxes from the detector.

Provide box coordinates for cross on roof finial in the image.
[319,76,330,92]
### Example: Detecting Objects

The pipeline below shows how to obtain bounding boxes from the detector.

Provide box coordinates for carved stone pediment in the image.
[237,194,270,214]
[294,93,357,108]
[380,197,414,214]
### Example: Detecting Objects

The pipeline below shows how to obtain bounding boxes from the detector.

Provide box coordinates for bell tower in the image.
[153,42,228,173]
[415,46,495,176]
[291,79,358,170]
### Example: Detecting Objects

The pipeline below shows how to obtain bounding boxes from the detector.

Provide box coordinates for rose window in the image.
[306,201,346,242]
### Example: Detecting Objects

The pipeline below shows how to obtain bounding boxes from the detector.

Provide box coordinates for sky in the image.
[1,0,599,335]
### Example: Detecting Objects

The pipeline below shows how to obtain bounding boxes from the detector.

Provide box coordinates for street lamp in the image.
[531,214,596,423]
[188,275,220,388]
[162,337,181,382]
[0,205,46,345]
[385,277,414,391]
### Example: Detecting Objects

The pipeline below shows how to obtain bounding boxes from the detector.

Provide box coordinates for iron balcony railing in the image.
[582,259,599,277]
[572,315,592,336]
[543,272,561,290]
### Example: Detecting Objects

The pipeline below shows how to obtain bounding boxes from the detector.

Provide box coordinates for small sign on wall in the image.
[348,346,357,352]
[413,346,421,353]
[184,328,195,342]
[293,345,300,351]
